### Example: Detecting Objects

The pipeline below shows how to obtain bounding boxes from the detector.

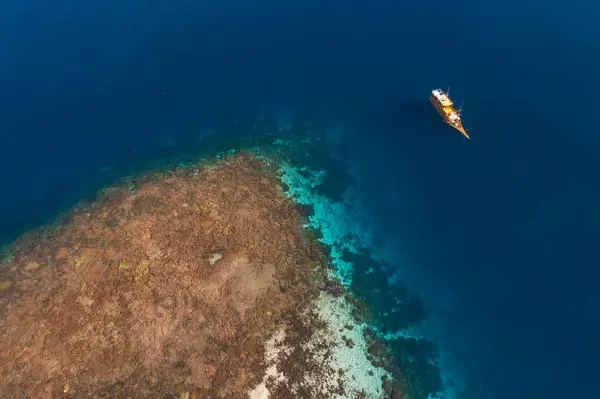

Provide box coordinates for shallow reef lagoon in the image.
[1,0,599,398]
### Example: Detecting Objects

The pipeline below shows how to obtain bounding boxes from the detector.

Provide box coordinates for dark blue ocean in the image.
[2,1,599,398]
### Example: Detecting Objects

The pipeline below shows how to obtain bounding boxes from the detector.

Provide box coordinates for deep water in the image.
[2,1,600,398]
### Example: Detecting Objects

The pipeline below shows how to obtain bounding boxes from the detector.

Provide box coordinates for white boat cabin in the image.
[431,89,453,106]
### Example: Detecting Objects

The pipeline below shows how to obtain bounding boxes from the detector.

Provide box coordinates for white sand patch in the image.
[302,292,390,398]
[248,328,291,399]
[207,252,223,266]
[248,292,390,398]
[248,382,269,399]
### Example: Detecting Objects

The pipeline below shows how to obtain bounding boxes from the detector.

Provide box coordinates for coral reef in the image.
[0,154,395,398]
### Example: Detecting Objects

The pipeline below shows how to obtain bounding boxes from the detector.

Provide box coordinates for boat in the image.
[429,88,470,139]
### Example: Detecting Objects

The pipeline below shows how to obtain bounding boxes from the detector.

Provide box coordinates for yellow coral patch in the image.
[134,260,149,285]
[23,262,40,271]
[74,256,84,268]
[0,280,12,291]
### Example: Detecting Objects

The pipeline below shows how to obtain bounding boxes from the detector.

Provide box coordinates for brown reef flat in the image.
[0,154,393,399]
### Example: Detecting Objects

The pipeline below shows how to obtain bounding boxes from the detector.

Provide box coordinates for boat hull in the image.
[429,95,470,139]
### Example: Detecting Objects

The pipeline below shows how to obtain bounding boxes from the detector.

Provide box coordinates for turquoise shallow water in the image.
[2,1,600,398]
